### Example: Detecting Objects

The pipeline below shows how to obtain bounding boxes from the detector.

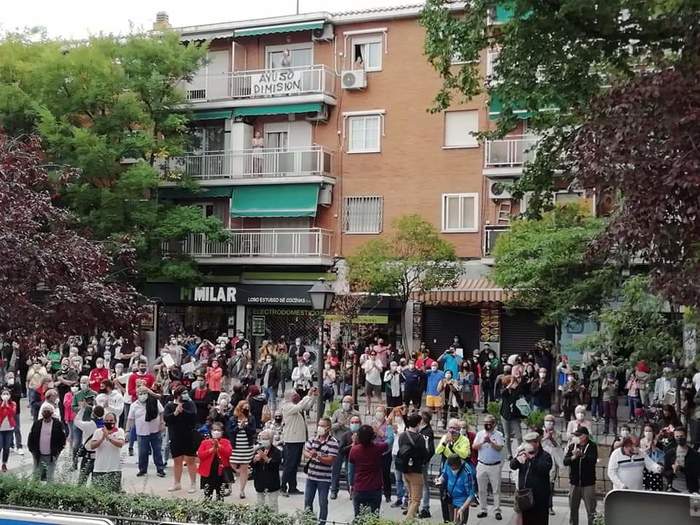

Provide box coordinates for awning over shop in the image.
[416,277,507,305]
[159,186,232,200]
[235,21,324,38]
[192,110,234,121]
[233,103,322,118]
[230,183,320,217]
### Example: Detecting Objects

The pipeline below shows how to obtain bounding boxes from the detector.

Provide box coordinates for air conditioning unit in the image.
[489,179,514,199]
[318,185,333,206]
[306,105,329,122]
[341,70,367,90]
[312,24,334,41]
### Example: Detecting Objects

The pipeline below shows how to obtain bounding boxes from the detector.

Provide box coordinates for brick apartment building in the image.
[145,3,557,357]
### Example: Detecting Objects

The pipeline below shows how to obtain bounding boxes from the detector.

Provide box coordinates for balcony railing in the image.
[164,146,333,180]
[484,135,538,168]
[185,65,337,102]
[483,225,511,256]
[164,228,333,260]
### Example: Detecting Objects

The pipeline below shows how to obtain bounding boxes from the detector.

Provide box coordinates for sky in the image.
[3,0,417,39]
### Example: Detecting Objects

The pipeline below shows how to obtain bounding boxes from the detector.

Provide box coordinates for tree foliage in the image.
[0,134,141,339]
[578,276,683,366]
[347,214,461,304]
[0,31,223,284]
[492,205,618,324]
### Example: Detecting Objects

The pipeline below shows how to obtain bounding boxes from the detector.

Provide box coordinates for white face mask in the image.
[317,426,327,436]
[211,430,222,439]
[539,372,547,378]
[70,386,79,393]
[375,413,384,422]
[1,394,9,401]
[544,421,554,429]
[342,402,351,411]
[138,394,148,403]
[571,436,581,446]
[644,431,654,441]
[431,366,438,372]
[621,430,630,438]
[259,439,271,448]
[575,412,584,421]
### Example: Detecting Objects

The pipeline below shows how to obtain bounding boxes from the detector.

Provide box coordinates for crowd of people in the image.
[0,332,698,525]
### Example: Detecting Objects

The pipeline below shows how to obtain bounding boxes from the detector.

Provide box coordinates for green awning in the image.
[235,21,324,38]
[494,2,515,24]
[160,186,232,200]
[233,103,322,118]
[192,110,234,121]
[230,183,320,217]
[488,95,531,120]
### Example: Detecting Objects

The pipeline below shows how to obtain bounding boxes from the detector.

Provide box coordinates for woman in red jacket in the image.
[0,388,17,471]
[89,358,110,393]
[197,421,232,500]
[205,360,223,405]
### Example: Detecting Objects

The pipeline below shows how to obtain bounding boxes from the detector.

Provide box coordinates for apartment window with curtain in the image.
[444,110,479,148]
[343,196,383,234]
[347,114,382,153]
[442,193,479,232]
[352,34,383,71]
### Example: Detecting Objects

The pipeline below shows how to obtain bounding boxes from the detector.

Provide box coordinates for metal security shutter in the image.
[422,307,480,359]
[500,310,552,355]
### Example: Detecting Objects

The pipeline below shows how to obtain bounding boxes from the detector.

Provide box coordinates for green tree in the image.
[347,215,461,350]
[420,0,695,215]
[492,205,619,324]
[0,31,224,285]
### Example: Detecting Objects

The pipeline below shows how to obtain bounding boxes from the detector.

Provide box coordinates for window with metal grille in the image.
[343,196,383,234]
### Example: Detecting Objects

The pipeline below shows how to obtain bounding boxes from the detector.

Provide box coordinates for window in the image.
[442,193,478,232]
[347,114,382,153]
[343,196,383,234]
[352,35,383,71]
[444,110,479,148]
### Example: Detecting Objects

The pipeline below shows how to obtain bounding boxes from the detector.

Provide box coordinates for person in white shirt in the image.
[39,389,62,422]
[473,414,505,520]
[362,351,383,416]
[291,356,313,398]
[607,437,662,490]
[86,411,125,491]
[566,405,593,444]
[95,379,124,419]
[126,387,165,477]
[653,368,673,405]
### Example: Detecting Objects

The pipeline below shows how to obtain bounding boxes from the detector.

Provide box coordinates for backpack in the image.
[395,431,422,472]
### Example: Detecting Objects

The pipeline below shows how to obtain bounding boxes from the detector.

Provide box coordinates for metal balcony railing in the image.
[184,65,337,102]
[164,228,333,260]
[484,135,539,168]
[164,145,333,180]
[483,225,511,256]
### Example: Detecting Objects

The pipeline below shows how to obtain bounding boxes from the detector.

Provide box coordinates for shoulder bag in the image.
[514,462,535,512]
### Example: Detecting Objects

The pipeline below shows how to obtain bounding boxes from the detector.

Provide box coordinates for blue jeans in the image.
[304,478,330,524]
[629,396,640,419]
[138,432,165,474]
[71,424,82,468]
[0,430,12,464]
[590,397,601,419]
[129,426,136,450]
[394,461,406,502]
[330,454,348,494]
[264,386,277,411]
[353,489,382,517]
[421,465,430,511]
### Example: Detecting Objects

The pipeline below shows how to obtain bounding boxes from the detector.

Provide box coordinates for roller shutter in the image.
[500,310,553,355]
[421,306,480,358]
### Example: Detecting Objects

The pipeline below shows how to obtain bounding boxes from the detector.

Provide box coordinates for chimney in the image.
[153,11,171,31]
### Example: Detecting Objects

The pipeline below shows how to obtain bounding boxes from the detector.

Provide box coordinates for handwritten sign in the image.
[250,69,303,96]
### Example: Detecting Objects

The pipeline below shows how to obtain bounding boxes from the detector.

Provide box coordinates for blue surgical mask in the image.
[350,423,360,432]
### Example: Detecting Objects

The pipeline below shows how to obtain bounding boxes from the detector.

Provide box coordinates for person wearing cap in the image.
[563,426,598,525]
[608,435,662,490]
[510,431,553,525]
[473,414,505,520]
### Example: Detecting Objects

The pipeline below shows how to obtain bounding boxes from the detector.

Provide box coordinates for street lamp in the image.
[308,278,335,418]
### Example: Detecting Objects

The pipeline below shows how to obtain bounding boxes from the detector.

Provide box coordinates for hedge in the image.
[0,475,317,525]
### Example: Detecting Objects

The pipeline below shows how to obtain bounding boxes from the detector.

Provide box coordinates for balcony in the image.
[161,146,334,185]
[482,224,511,263]
[483,135,538,177]
[184,65,337,108]
[163,228,334,266]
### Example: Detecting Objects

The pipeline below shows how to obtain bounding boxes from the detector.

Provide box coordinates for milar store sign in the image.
[183,284,312,306]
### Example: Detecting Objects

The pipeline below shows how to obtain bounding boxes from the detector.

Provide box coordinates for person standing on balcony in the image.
[252,130,264,175]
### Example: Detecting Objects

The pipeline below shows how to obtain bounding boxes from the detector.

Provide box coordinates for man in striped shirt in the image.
[304,417,339,525]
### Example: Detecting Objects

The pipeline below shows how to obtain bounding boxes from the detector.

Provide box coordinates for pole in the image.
[317,314,324,419]
[296,0,300,15]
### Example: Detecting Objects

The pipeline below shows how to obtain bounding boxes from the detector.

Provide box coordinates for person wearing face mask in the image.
[163,385,199,493]
[541,414,564,516]
[332,414,362,500]
[292,355,313,400]
[395,413,429,518]
[89,358,109,394]
[259,354,280,411]
[55,358,78,422]
[227,400,257,499]
[331,396,360,442]
[438,346,461,381]
[588,363,602,422]
[0,388,17,471]
[439,371,462,429]
[197,421,233,501]
[28,404,66,482]
[349,424,389,516]
[510,432,553,525]
[3,372,24,456]
[439,454,476,525]
[126,387,166,477]
[384,361,403,408]
[252,429,282,510]
[127,358,155,401]
[370,405,395,503]
[601,372,619,436]
[26,358,48,421]
[566,405,592,444]
[86,412,125,491]
[362,351,383,416]
[654,367,674,406]
[95,379,124,419]
[612,424,633,451]
[247,385,267,430]
[263,410,284,448]
[639,424,665,491]
[563,427,598,525]
[205,359,223,405]
[402,360,424,409]
[303,417,339,524]
[426,362,445,416]
[281,388,319,495]
[664,426,700,493]
[608,436,662,490]
[530,367,553,412]
[499,369,528,458]
[473,414,505,520]
[240,362,256,389]
[561,372,581,423]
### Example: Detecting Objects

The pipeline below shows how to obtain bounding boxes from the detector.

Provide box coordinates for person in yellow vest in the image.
[436,418,471,461]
